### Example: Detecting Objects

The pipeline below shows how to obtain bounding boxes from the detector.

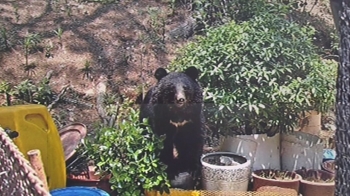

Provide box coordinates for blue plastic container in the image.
[323,148,336,162]
[50,186,110,196]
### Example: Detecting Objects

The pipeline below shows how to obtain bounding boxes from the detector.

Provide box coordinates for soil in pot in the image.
[202,153,244,166]
[295,168,335,196]
[252,169,301,192]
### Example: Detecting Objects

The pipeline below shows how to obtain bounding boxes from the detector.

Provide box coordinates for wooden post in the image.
[27,149,49,191]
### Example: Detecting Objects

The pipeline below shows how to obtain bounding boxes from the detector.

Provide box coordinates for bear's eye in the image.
[165,92,175,103]
[183,86,190,91]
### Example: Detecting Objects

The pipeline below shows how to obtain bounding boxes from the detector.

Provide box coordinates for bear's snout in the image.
[175,93,186,107]
[177,98,185,103]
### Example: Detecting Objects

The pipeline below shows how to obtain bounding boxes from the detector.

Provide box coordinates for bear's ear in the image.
[154,68,168,81]
[184,66,199,80]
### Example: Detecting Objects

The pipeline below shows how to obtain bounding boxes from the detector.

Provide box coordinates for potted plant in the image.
[76,100,171,196]
[169,11,336,136]
[169,11,336,172]
[252,169,302,192]
[291,59,337,136]
[295,168,335,196]
[200,152,251,191]
[65,155,114,195]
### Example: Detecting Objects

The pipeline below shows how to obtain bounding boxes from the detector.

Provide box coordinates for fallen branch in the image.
[45,70,54,81]
[96,77,119,127]
[96,78,108,125]
[47,84,70,111]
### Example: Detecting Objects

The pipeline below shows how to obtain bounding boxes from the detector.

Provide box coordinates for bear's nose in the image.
[177,98,185,103]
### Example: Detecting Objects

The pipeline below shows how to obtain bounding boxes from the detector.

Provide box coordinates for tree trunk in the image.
[334,1,350,195]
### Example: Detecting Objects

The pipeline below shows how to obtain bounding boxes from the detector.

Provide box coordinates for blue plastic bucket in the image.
[50,186,110,196]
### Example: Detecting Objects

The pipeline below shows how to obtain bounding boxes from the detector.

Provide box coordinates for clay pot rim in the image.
[59,122,87,160]
[252,169,302,182]
[300,179,335,186]
[67,173,111,182]
[295,169,335,185]
[201,152,251,169]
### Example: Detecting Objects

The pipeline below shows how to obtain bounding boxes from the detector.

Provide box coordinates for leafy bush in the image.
[192,0,293,30]
[289,59,337,114]
[169,13,334,135]
[13,79,53,105]
[82,100,170,196]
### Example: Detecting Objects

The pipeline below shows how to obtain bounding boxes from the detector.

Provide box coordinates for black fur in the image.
[139,67,204,184]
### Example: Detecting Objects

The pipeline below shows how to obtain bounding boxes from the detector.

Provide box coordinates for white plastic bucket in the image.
[229,133,281,171]
[220,136,257,168]
[281,132,324,171]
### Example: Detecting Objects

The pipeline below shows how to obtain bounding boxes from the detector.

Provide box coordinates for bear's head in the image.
[152,66,202,113]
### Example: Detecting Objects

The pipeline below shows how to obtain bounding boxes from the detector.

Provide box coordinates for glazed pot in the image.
[295,168,335,196]
[252,169,301,192]
[201,152,251,191]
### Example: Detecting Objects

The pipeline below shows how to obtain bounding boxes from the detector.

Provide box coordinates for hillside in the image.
[0,0,337,132]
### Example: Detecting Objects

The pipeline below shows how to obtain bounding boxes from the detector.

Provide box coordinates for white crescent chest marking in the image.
[169,119,192,127]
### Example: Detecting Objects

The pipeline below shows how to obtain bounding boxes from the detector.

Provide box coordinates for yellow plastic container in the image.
[0,104,66,190]
[145,190,297,196]
[145,189,200,196]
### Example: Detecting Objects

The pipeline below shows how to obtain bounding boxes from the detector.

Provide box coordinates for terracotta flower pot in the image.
[67,166,116,196]
[321,160,335,174]
[295,168,335,196]
[252,169,301,193]
[59,122,87,161]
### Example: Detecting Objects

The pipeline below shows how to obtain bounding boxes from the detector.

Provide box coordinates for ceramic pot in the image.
[201,152,251,191]
[252,169,301,192]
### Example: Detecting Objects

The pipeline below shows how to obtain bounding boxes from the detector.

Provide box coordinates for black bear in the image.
[139,66,205,185]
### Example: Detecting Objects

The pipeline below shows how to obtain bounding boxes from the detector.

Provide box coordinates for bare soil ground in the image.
[0,0,338,141]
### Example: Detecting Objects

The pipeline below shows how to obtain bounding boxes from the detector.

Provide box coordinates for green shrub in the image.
[13,79,53,105]
[192,0,293,30]
[169,13,334,135]
[289,59,337,115]
[83,101,170,196]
